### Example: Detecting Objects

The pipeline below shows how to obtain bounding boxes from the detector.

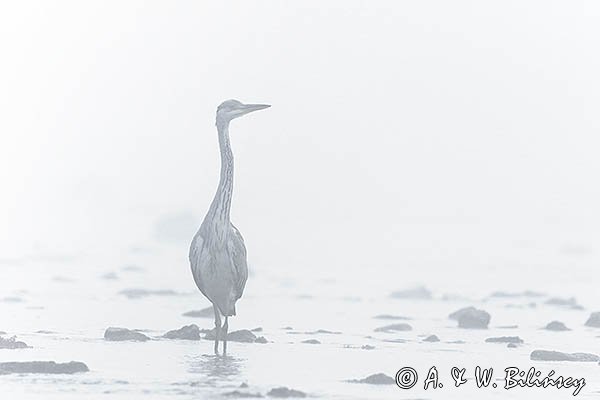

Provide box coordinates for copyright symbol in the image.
[395,367,418,389]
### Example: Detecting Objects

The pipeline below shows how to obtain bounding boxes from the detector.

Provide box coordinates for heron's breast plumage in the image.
[189,223,248,316]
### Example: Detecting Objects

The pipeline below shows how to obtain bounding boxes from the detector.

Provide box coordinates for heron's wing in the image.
[229,224,248,300]
[189,230,211,299]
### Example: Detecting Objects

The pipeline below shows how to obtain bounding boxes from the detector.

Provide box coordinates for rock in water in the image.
[182,306,214,318]
[224,390,263,398]
[450,307,490,329]
[485,336,523,344]
[104,327,150,342]
[448,306,476,320]
[584,312,600,328]
[373,314,410,320]
[0,361,89,375]
[163,324,200,340]
[205,329,258,343]
[544,321,570,331]
[350,373,395,385]
[254,336,268,344]
[530,350,599,362]
[0,336,29,349]
[374,323,412,332]
[267,387,307,398]
[390,286,432,299]
[423,335,440,342]
[301,339,320,344]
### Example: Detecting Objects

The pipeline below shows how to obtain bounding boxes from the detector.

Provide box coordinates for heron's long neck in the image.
[208,120,234,226]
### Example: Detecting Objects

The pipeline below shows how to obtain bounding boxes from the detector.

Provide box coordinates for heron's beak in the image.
[238,103,271,116]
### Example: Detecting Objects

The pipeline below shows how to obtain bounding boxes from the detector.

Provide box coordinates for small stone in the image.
[205,329,257,343]
[361,344,375,350]
[0,336,29,349]
[163,325,200,340]
[374,323,412,333]
[544,321,570,331]
[584,312,600,328]
[254,336,268,344]
[350,373,395,385]
[251,327,263,332]
[450,307,490,329]
[0,361,89,375]
[423,335,440,342]
[530,350,599,362]
[104,327,150,342]
[390,286,432,300]
[373,314,410,320]
[485,336,523,344]
[100,272,118,280]
[224,390,263,398]
[507,343,518,348]
[267,387,306,398]
[301,339,320,344]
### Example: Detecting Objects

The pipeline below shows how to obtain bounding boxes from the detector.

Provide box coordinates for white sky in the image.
[1,1,600,274]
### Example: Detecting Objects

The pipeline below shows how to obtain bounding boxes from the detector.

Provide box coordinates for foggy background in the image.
[1,1,599,293]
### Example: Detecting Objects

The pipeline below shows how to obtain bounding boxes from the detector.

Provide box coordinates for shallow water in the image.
[1,244,599,399]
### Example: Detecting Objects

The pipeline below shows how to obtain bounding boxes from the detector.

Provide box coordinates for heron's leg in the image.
[222,317,229,355]
[213,304,221,355]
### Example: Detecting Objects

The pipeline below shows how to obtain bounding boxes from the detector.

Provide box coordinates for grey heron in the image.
[189,99,270,354]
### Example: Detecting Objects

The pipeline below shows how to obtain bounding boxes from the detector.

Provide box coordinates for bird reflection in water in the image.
[185,354,243,387]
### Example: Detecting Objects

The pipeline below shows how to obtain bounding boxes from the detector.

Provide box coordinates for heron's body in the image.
[189,99,269,354]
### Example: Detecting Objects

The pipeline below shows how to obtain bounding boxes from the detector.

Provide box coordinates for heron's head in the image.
[216,99,270,124]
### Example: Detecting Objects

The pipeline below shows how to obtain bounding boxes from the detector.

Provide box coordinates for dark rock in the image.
[1,297,24,303]
[485,336,523,344]
[350,373,395,385]
[390,286,432,300]
[374,323,412,333]
[251,327,263,332]
[423,335,440,342]
[100,272,118,280]
[544,321,570,331]
[584,312,600,328]
[382,338,406,343]
[449,306,477,320]
[450,307,490,329]
[267,387,306,398]
[490,290,545,298]
[530,350,599,362]
[119,288,180,299]
[361,345,375,350]
[163,325,200,340]
[0,336,29,349]
[545,297,583,309]
[205,329,257,343]
[254,336,268,344]
[311,329,340,334]
[182,306,214,318]
[507,343,518,348]
[301,339,320,344]
[224,390,263,398]
[104,327,150,342]
[0,361,89,374]
[373,314,410,320]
